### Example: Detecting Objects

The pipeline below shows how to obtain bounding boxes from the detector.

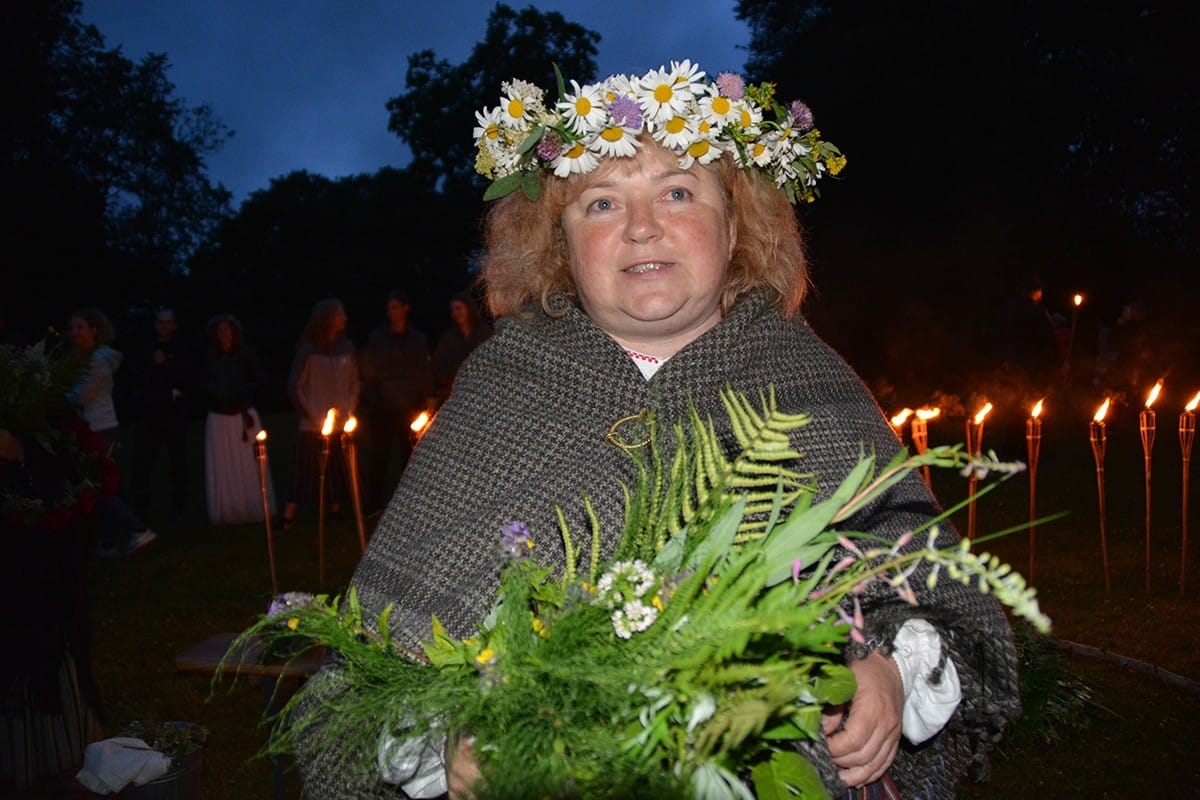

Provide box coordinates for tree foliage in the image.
[734,0,1198,388]
[385,3,599,198]
[735,0,1197,258]
[3,0,232,333]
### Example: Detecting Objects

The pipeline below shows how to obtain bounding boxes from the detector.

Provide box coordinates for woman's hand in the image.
[446,734,482,800]
[820,650,905,788]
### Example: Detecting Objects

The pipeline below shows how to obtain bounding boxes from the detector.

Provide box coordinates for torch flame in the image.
[1145,379,1163,409]
[973,402,993,425]
[343,415,358,434]
[915,407,940,421]
[1031,399,1044,418]
[1187,391,1200,412]
[890,408,914,427]
[1093,398,1110,423]
[321,408,336,437]
[1073,293,1083,307]
[410,411,431,434]
[256,429,267,442]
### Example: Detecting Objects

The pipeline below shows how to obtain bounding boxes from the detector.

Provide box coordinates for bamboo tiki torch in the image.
[965,402,992,539]
[1066,293,1083,369]
[341,415,368,553]
[1181,391,1199,595]
[891,408,914,446]
[1091,398,1111,592]
[254,429,278,596]
[318,408,335,590]
[912,407,940,486]
[1140,379,1163,592]
[1026,399,1044,583]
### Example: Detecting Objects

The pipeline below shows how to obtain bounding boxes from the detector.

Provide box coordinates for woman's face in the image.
[216,321,234,350]
[332,305,348,334]
[561,142,735,356]
[69,316,96,350]
[449,300,469,326]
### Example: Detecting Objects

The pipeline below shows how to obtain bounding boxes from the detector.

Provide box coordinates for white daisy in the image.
[730,100,763,137]
[552,140,600,177]
[679,132,723,169]
[698,85,740,128]
[636,60,706,124]
[558,80,608,136]
[651,113,698,152]
[588,124,641,158]
[498,81,544,131]
[473,106,505,147]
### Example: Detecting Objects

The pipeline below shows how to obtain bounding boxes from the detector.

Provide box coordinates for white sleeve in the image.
[890,618,962,745]
[377,729,448,798]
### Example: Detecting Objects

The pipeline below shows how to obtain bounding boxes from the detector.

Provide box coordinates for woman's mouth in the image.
[624,262,669,274]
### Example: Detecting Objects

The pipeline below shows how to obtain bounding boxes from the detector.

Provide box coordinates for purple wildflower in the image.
[606,95,643,129]
[789,100,815,132]
[714,72,746,101]
[499,521,534,559]
[268,591,314,618]
[536,133,564,162]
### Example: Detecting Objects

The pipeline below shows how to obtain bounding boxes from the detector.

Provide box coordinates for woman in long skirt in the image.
[201,314,276,525]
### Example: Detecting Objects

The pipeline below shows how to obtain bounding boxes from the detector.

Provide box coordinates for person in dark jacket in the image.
[431,291,493,405]
[129,308,195,523]
[359,290,436,513]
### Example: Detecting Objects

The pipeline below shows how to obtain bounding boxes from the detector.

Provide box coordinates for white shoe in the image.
[124,530,158,556]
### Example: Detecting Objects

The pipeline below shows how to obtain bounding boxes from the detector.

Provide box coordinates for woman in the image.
[66,307,156,557]
[299,63,1018,799]
[280,298,359,530]
[431,291,492,404]
[201,313,276,525]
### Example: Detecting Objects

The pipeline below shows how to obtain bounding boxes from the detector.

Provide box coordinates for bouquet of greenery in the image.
[220,388,1048,799]
[1,334,113,533]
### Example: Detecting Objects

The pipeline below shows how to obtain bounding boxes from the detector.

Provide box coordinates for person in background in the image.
[65,307,156,557]
[279,298,360,531]
[201,312,276,525]
[359,290,435,514]
[296,62,1019,800]
[129,307,195,525]
[431,290,493,405]
[1,336,110,789]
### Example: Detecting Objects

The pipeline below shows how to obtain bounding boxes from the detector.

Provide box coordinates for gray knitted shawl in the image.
[299,291,1020,799]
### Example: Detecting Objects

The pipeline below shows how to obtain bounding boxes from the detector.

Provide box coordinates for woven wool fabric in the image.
[298,290,1020,799]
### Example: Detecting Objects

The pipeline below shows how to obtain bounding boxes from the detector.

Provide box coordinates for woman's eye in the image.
[588,198,613,212]
[667,188,690,201]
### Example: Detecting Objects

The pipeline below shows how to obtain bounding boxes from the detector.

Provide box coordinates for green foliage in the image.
[218,388,1050,799]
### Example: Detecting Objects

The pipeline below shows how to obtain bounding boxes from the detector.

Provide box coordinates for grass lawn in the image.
[12,407,1200,798]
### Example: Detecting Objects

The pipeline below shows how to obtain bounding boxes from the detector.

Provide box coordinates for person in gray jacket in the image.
[296,63,1019,800]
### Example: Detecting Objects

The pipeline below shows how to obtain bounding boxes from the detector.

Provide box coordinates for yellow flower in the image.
[475,648,496,665]
[287,618,299,631]
[827,154,847,176]
[532,618,549,639]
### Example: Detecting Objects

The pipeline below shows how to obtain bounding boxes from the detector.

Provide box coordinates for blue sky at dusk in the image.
[82,1,750,203]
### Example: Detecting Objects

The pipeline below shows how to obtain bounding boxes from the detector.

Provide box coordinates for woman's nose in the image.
[624,199,663,243]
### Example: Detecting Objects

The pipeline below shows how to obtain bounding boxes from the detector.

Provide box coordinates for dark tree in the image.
[734,0,1199,390]
[385,3,599,198]
[2,0,232,334]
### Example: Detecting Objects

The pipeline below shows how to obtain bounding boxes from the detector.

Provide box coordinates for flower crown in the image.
[472,60,846,204]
